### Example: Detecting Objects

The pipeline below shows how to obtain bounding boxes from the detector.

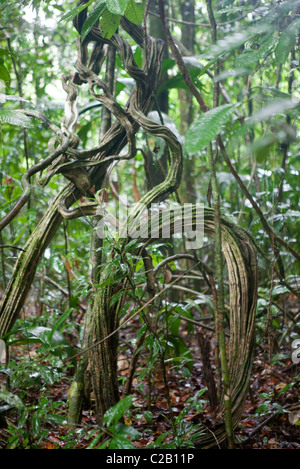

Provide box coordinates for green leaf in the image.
[87,431,104,449]
[0,391,25,410]
[184,104,236,152]
[106,0,129,15]
[81,2,107,41]
[249,135,276,163]
[0,110,34,128]
[0,62,11,87]
[113,422,141,439]
[109,288,125,307]
[23,326,73,356]
[271,285,290,296]
[99,9,121,39]
[59,0,94,23]
[49,308,74,340]
[182,56,221,80]
[275,18,300,65]
[109,435,135,449]
[32,411,41,438]
[0,48,10,58]
[103,395,133,427]
[143,410,153,425]
[157,68,205,95]
[124,0,145,25]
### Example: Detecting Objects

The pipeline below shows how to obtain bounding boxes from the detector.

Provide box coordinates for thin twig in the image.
[0,245,26,252]
[158,0,208,114]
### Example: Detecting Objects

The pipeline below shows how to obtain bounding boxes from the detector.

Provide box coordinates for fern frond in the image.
[0,110,34,128]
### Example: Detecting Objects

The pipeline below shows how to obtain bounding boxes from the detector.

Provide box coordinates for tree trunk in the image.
[143,0,169,190]
[179,0,196,205]
[0,188,64,336]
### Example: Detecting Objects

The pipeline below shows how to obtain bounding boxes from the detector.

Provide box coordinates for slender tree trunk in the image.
[178,0,196,205]
[143,0,169,190]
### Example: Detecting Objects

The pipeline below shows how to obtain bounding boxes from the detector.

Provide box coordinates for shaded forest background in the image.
[0,0,299,449]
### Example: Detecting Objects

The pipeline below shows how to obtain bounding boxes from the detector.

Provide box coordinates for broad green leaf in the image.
[23,326,73,356]
[81,2,107,41]
[0,110,34,128]
[182,56,222,80]
[275,31,295,65]
[157,68,205,95]
[188,294,214,311]
[109,435,136,449]
[106,0,129,15]
[234,49,256,69]
[114,422,141,439]
[103,395,133,427]
[275,18,300,65]
[263,0,299,25]
[271,285,290,296]
[99,9,121,39]
[0,391,25,410]
[124,0,145,25]
[0,62,11,87]
[184,104,236,152]
[248,134,276,163]
[0,48,10,57]
[167,336,193,371]
[143,410,153,425]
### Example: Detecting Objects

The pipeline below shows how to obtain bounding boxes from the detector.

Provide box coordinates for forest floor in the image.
[29,343,300,449]
[0,294,299,450]
[41,349,300,449]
